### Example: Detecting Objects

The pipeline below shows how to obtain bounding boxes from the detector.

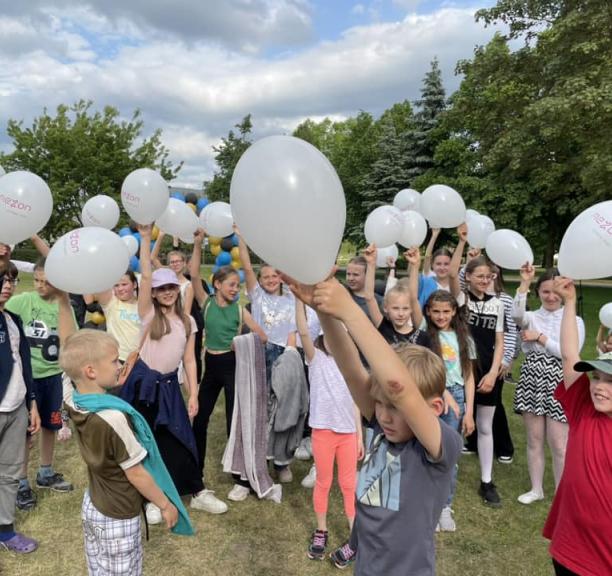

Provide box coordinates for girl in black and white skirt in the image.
[512,265,585,505]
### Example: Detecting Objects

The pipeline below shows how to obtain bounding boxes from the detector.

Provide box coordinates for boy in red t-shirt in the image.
[542,277,612,576]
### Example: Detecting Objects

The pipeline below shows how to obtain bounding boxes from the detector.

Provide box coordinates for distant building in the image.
[168,185,206,199]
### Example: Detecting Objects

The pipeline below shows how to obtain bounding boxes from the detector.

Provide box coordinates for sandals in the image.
[0,532,38,554]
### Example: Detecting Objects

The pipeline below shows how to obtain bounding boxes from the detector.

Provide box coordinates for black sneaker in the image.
[16,487,37,511]
[307,530,328,560]
[479,481,501,507]
[330,541,356,569]
[36,472,73,492]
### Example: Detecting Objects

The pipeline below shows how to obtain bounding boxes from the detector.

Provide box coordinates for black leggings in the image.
[553,559,579,576]
[192,351,236,480]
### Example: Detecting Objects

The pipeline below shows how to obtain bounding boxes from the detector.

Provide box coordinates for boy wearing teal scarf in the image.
[58,291,193,575]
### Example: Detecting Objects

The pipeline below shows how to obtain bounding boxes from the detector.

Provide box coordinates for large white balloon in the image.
[557,200,612,280]
[0,166,5,177]
[230,135,345,284]
[421,184,466,228]
[486,229,533,269]
[81,195,120,230]
[45,227,129,294]
[376,244,398,268]
[121,168,169,225]
[599,303,612,329]
[121,235,139,257]
[156,198,199,239]
[398,210,427,248]
[466,208,480,221]
[393,189,421,213]
[364,206,403,249]
[467,214,496,249]
[199,201,233,238]
[0,171,53,244]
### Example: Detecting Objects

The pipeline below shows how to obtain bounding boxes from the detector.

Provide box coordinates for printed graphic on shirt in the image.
[357,433,401,511]
[441,340,457,366]
[119,309,140,323]
[24,318,60,361]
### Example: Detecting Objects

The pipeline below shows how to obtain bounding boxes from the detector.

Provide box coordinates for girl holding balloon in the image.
[512,265,585,505]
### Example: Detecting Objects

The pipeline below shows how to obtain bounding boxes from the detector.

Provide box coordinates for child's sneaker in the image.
[478,481,501,507]
[16,487,37,511]
[330,541,356,569]
[437,506,456,532]
[517,490,544,505]
[301,465,316,488]
[35,472,73,492]
[307,529,328,560]
[228,484,250,502]
[295,437,312,460]
[190,489,228,514]
[277,466,293,483]
[263,483,283,504]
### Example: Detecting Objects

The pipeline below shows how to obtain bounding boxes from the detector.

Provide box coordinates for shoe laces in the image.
[338,543,355,560]
[312,531,327,548]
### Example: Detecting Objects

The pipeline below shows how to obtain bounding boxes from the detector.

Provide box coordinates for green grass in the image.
[2,276,610,576]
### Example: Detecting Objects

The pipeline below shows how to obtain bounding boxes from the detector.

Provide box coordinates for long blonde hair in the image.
[150,291,191,341]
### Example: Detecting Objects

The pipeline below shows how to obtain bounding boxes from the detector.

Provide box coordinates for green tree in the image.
[0,100,180,239]
[204,115,253,202]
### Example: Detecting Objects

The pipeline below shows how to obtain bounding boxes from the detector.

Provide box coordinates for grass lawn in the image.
[2,274,609,576]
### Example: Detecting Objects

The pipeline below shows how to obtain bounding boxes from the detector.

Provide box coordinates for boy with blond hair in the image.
[57,294,191,575]
[290,277,462,575]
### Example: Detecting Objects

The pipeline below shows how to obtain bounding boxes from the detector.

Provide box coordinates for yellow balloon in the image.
[209,236,222,246]
[90,312,105,325]
[151,225,160,241]
[231,259,241,270]
[210,244,221,256]
[230,247,240,260]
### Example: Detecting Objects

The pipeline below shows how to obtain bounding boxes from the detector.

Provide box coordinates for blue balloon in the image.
[129,255,140,273]
[132,232,141,245]
[170,192,186,202]
[238,269,245,283]
[118,227,132,237]
[216,251,232,266]
[197,198,209,212]
[231,233,240,247]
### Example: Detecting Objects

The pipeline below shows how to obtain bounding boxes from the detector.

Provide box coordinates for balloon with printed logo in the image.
[121,168,169,225]
[398,210,427,248]
[376,244,399,268]
[81,195,120,230]
[485,229,533,270]
[122,235,139,257]
[421,184,466,228]
[599,303,612,329]
[557,200,612,280]
[231,135,345,284]
[199,201,233,238]
[45,227,130,294]
[155,198,199,239]
[364,206,403,249]
[393,189,421,213]
[0,171,54,244]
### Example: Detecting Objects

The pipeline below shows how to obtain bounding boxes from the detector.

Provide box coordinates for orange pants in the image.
[311,428,357,519]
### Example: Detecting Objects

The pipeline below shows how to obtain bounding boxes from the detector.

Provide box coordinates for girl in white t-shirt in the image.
[296,300,363,561]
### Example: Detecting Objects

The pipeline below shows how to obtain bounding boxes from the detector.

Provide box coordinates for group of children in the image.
[0,220,610,576]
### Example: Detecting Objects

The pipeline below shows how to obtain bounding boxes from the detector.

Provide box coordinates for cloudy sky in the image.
[0,0,501,188]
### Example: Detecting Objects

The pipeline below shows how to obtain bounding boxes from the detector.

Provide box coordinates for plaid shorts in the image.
[81,491,143,576]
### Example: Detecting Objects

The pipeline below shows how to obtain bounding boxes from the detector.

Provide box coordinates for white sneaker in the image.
[295,437,312,461]
[438,506,456,532]
[278,466,293,483]
[190,489,228,514]
[517,490,544,505]
[301,465,316,489]
[263,483,283,504]
[227,484,250,502]
[145,503,162,525]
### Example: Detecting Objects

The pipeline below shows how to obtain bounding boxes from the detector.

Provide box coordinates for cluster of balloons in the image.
[208,234,245,283]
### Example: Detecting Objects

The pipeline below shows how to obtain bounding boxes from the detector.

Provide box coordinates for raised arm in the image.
[57,291,78,344]
[137,224,154,319]
[188,229,208,308]
[513,263,534,327]
[363,245,383,328]
[597,324,609,355]
[554,278,582,387]
[404,248,424,327]
[150,230,166,269]
[31,234,50,257]
[449,224,467,298]
[422,228,440,276]
[295,300,316,363]
[313,279,444,459]
[235,227,258,294]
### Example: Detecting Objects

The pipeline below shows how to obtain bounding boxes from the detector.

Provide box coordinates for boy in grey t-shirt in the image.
[289,277,462,576]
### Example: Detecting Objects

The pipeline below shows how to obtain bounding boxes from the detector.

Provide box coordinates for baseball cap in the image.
[574,351,612,375]
[151,268,180,289]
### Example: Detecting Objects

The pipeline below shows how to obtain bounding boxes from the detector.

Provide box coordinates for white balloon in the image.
[0,171,53,244]
[230,135,346,284]
[364,206,403,249]
[81,195,120,230]
[467,214,496,249]
[421,184,466,228]
[0,166,5,177]
[199,201,233,238]
[557,200,612,280]
[466,208,480,221]
[156,198,199,239]
[121,168,169,225]
[398,210,427,248]
[486,229,533,270]
[599,303,612,329]
[376,244,398,268]
[121,235,139,257]
[45,227,129,294]
[393,189,421,212]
